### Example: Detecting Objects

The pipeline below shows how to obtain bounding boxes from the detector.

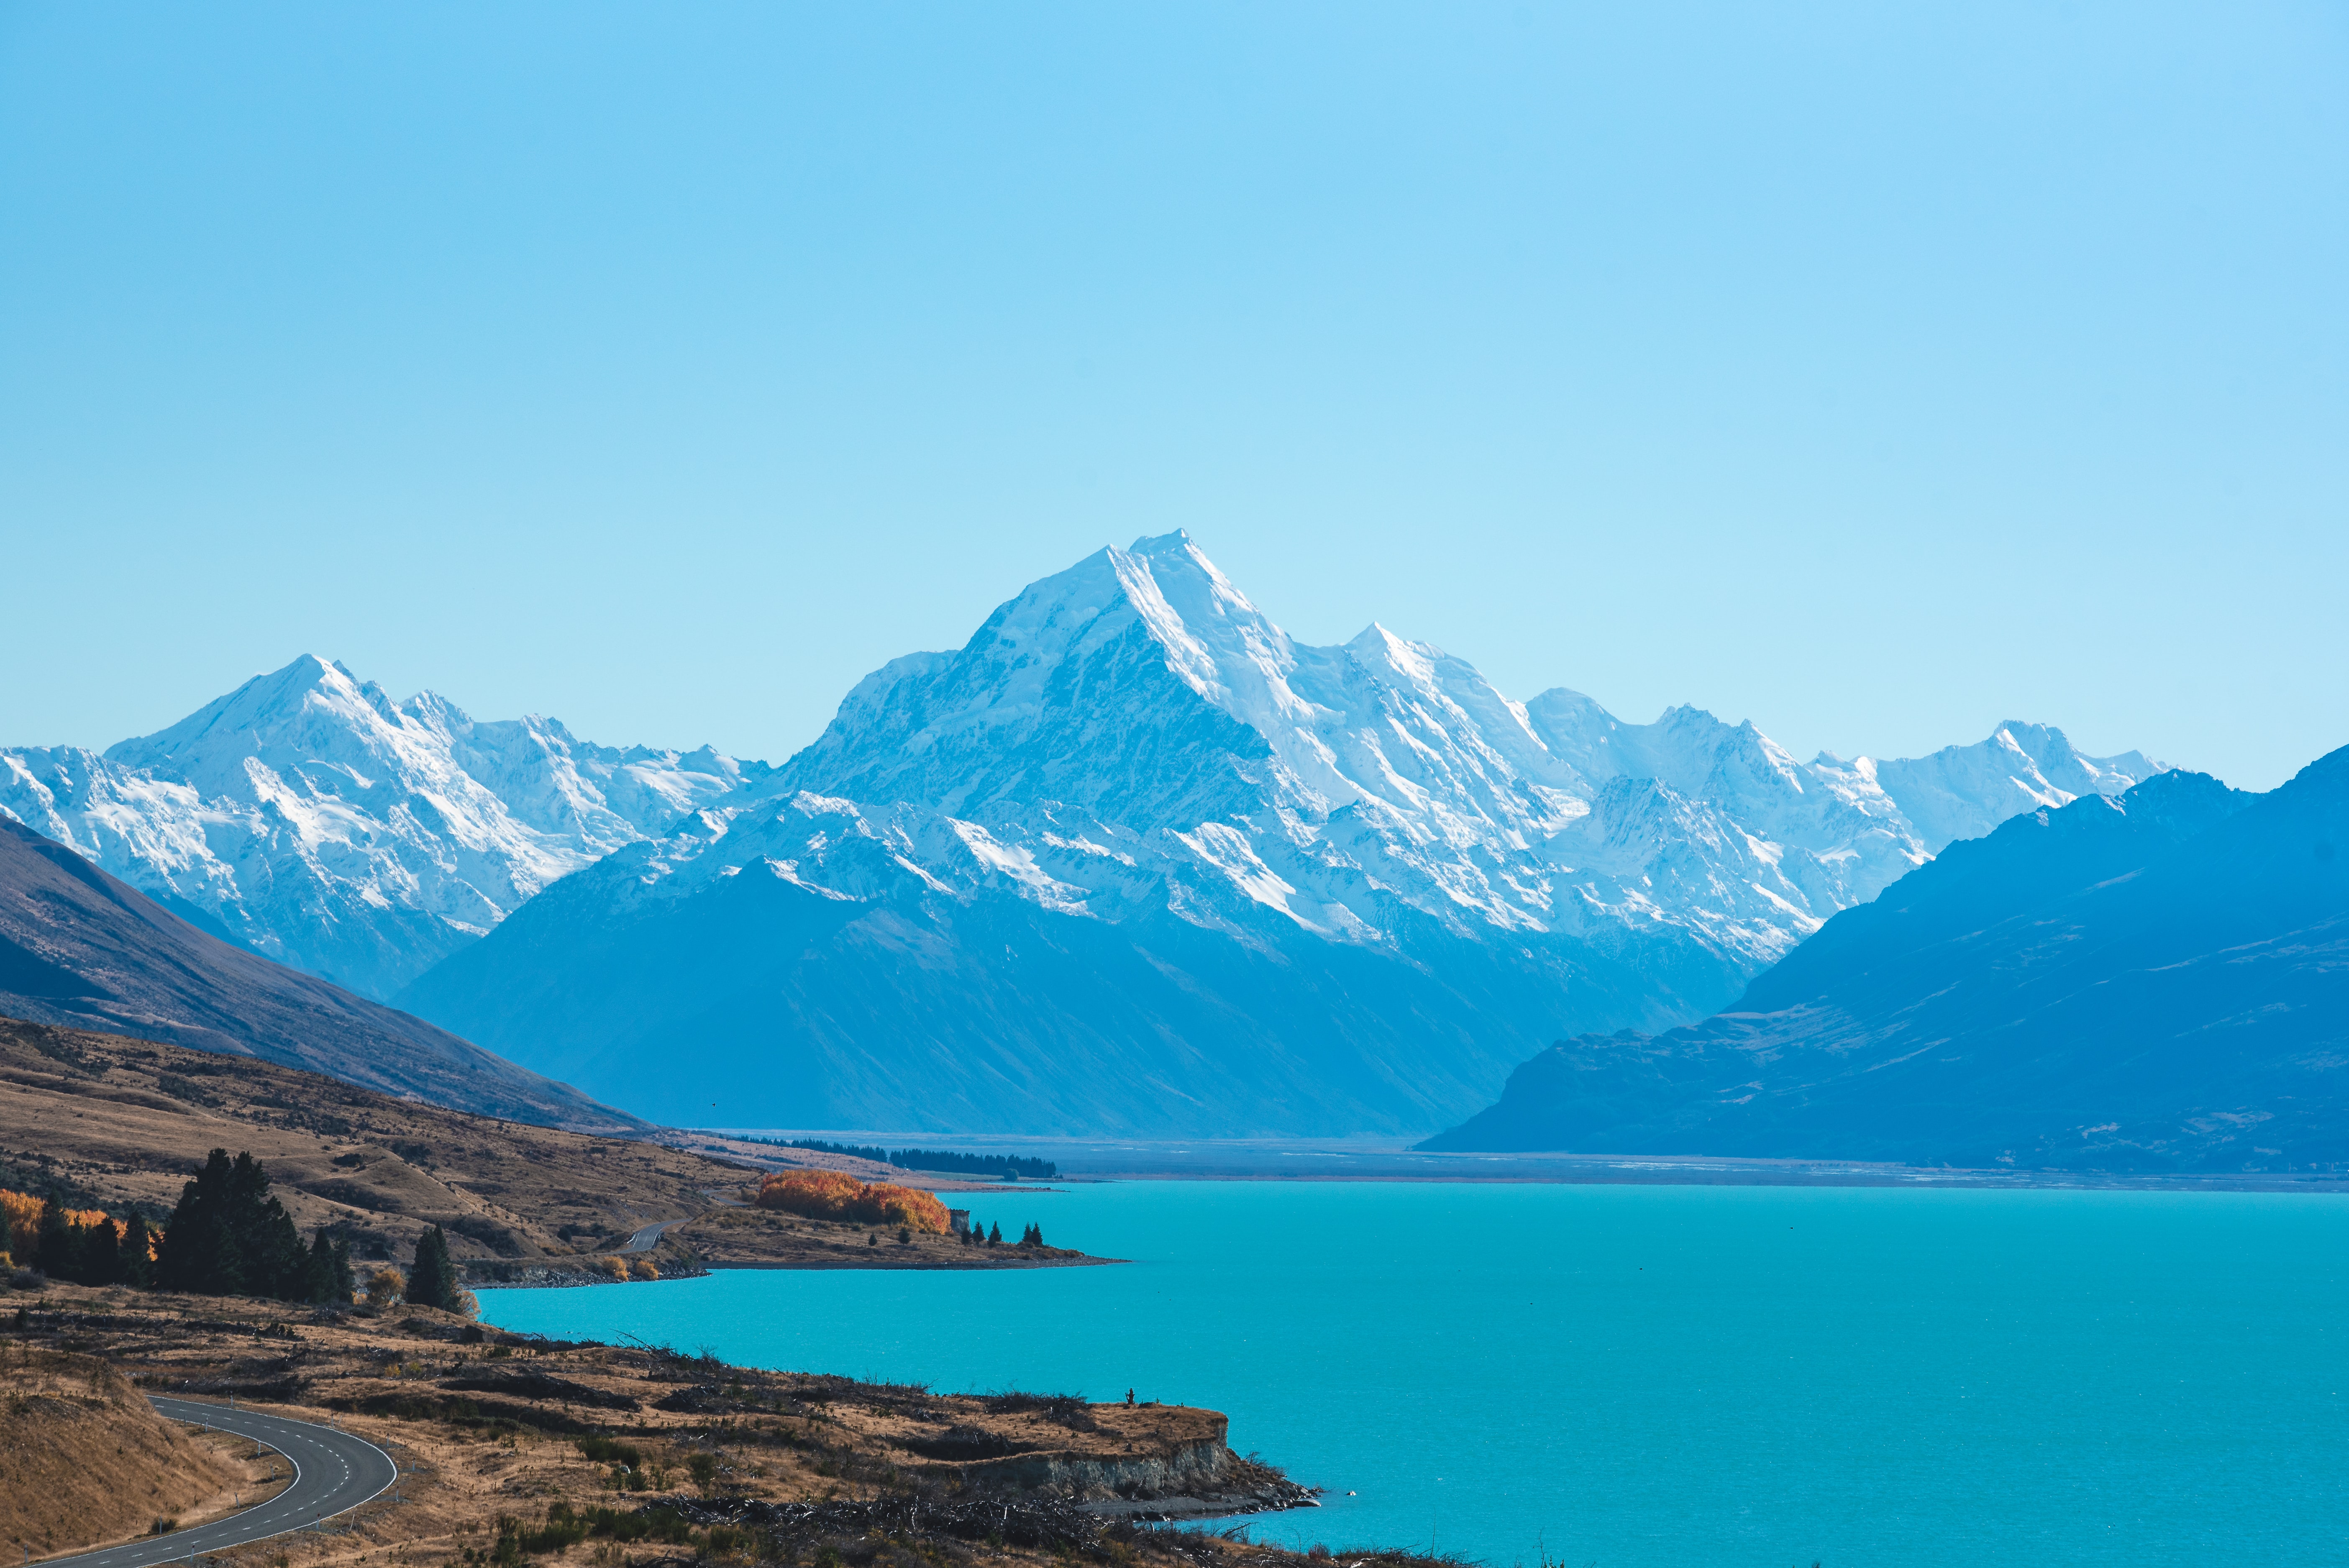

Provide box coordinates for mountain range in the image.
[0,657,765,999]
[374,532,2157,1133]
[1420,749,2349,1170]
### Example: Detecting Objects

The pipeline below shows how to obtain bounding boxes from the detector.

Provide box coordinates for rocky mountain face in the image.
[395,533,2162,1135]
[0,656,766,999]
[0,813,635,1129]
[1420,751,2349,1171]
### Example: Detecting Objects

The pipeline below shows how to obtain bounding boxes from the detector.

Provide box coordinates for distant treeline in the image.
[755,1137,892,1163]
[891,1150,1058,1180]
[742,1136,1057,1181]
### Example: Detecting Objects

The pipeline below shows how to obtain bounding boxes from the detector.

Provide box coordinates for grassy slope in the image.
[0,1015,1096,1276]
[1,1282,1399,1568]
[1,1347,266,1560]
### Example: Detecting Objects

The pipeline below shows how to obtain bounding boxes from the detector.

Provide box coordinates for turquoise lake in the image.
[477,1180,2349,1566]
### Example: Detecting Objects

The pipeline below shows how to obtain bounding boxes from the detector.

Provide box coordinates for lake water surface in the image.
[479,1180,2349,1567]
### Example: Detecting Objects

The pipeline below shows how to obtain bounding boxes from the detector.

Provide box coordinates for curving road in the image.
[44,1397,400,1568]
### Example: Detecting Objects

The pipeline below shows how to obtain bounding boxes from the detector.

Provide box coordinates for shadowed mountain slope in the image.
[0,814,637,1130]
[1422,752,2349,1170]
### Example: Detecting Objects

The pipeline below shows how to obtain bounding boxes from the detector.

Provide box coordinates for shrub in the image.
[576,1436,644,1466]
[627,1258,659,1281]
[366,1266,407,1307]
[753,1170,950,1233]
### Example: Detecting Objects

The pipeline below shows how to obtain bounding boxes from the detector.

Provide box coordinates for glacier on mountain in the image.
[0,656,765,998]
[392,532,2165,1133]
[725,531,2160,973]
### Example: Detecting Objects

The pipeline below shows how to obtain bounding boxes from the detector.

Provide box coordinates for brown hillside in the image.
[0,1348,268,1561]
[0,815,628,1129]
[0,1016,1105,1276]
[0,1014,754,1270]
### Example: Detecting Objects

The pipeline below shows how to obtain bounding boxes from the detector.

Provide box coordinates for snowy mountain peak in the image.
[756,536,2169,987]
[5,660,769,998]
[1873,723,2165,850]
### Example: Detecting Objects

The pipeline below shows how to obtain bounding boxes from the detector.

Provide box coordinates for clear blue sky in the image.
[3,3,2341,789]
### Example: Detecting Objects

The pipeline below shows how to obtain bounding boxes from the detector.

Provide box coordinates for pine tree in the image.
[79,1216,122,1286]
[155,1149,243,1295]
[36,1199,76,1280]
[120,1212,155,1288]
[154,1148,310,1299]
[986,1222,1002,1246]
[405,1225,459,1311]
[305,1231,342,1304]
[224,1153,307,1298]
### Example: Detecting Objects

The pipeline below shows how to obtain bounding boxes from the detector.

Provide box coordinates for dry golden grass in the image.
[0,1346,276,1562]
[0,1283,1370,1568]
[0,1017,1102,1281]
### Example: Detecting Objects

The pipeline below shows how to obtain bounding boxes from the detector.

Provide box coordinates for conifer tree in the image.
[154,1148,309,1299]
[155,1150,237,1294]
[305,1231,342,1304]
[986,1222,1002,1246]
[79,1216,122,1286]
[36,1199,75,1279]
[309,1231,354,1304]
[224,1152,307,1296]
[405,1225,460,1311]
[120,1212,155,1288]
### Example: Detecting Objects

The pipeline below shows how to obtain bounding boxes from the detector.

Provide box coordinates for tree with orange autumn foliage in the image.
[0,1187,41,1262]
[754,1169,950,1233]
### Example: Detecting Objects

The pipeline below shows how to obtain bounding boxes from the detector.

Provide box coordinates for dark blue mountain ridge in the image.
[0,814,637,1132]
[1418,749,2349,1171]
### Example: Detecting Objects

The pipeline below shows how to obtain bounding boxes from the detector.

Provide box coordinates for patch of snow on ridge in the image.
[1173,821,1307,927]
[947,820,1093,915]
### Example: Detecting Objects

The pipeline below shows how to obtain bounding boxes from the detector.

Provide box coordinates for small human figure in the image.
[1126,1388,1135,1406]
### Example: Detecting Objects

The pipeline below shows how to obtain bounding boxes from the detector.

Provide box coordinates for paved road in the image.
[618,1218,682,1253]
[43,1397,399,1568]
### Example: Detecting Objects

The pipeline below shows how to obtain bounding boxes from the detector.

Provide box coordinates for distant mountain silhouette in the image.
[0,815,637,1132]
[1421,750,2349,1171]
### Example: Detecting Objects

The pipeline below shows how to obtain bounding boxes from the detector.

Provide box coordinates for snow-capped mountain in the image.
[758,532,2157,970]
[397,533,2165,1134]
[0,656,766,999]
